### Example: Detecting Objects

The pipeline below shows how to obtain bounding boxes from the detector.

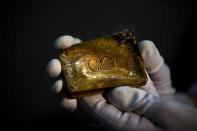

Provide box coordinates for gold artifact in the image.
[58,30,147,98]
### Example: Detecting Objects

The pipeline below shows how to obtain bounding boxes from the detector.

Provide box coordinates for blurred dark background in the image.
[2,0,197,129]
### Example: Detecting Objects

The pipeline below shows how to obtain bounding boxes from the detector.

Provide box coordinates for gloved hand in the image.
[47,35,197,131]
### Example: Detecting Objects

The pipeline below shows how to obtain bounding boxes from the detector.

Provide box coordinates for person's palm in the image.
[47,35,175,131]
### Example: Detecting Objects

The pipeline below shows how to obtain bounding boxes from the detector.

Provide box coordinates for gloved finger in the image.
[61,97,77,112]
[46,59,61,78]
[74,38,82,44]
[140,72,159,96]
[51,79,64,94]
[54,35,81,50]
[138,40,164,73]
[138,40,175,95]
[51,79,77,112]
[79,94,162,131]
[149,64,175,95]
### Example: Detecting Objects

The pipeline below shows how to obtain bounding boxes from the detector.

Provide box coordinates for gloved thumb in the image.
[107,86,149,112]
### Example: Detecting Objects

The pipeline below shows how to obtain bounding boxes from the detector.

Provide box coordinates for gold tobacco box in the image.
[58,30,147,98]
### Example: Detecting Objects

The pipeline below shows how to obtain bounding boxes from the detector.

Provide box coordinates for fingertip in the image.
[138,40,156,59]
[74,37,82,44]
[47,59,61,78]
[54,35,75,49]
[51,79,63,94]
[61,98,77,112]
[138,40,164,73]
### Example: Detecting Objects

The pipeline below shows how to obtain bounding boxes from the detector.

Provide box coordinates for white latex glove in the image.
[47,35,197,131]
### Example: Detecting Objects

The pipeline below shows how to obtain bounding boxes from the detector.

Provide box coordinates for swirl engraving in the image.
[88,56,114,71]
